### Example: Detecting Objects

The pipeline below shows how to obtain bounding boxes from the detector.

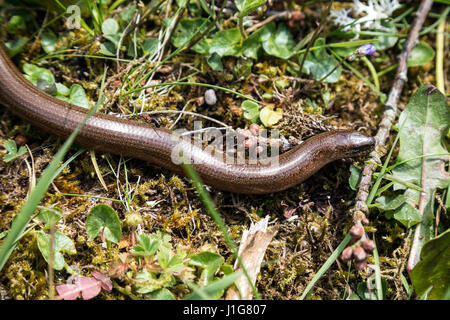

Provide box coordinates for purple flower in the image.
[348,44,377,61]
[359,44,376,56]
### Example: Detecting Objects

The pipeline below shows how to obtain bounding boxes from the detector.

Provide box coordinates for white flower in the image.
[331,0,402,38]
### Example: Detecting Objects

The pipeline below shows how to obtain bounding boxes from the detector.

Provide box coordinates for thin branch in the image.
[351,0,434,240]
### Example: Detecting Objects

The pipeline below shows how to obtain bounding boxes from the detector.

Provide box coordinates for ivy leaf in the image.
[68,84,90,109]
[299,38,342,83]
[411,228,450,300]
[242,27,263,59]
[86,204,122,243]
[235,0,265,17]
[209,28,242,57]
[260,22,295,60]
[8,15,26,34]
[37,231,76,270]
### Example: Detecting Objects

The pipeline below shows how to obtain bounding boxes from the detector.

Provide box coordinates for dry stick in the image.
[351,0,434,239]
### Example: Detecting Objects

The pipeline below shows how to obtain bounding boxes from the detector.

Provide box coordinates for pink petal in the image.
[91,272,113,291]
[75,277,102,300]
[55,284,81,300]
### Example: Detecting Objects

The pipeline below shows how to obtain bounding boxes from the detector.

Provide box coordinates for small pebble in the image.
[205,89,217,105]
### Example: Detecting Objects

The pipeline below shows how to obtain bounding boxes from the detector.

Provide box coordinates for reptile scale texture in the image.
[0,44,375,194]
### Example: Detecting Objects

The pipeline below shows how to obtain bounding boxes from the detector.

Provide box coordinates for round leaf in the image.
[86,204,122,243]
[260,106,283,127]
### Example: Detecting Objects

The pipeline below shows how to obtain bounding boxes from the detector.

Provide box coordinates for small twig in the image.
[351,0,434,241]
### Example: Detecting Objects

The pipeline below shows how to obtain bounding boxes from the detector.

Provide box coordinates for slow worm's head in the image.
[335,130,376,158]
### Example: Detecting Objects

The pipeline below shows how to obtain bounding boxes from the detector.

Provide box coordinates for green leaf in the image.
[86,204,122,243]
[134,269,175,294]
[131,234,159,257]
[374,22,398,51]
[411,228,450,300]
[408,42,435,67]
[172,18,211,54]
[259,106,282,127]
[207,53,223,71]
[393,202,422,228]
[260,22,295,60]
[3,140,27,163]
[5,37,29,58]
[235,0,266,17]
[36,231,76,270]
[102,18,119,35]
[375,194,407,211]
[209,28,242,57]
[41,32,58,54]
[189,252,224,285]
[142,38,158,54]
[146,288,176,300]
[100,42,116,56]
[37,208,62,228]
[357,278,387,300]
[392,85,449,192]
[242,28,263,59]
[8,15,26,34]
[119,4,136,23]
[242,100,260,123]
[300,38,342,83]
[68,84,90,109]
[391,85,449,248]
[55,83,70,96]
[23,63,55,86]
[349,164,362,191]
[184,271,242,300]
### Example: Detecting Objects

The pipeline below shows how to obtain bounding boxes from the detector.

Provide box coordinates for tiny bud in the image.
[249,123,261,135]
[204,89,217,105]
[354,259,367,270]
[361,239,375,253]
[14,135,28,146]
[341,247,353,262]
[362,217,370,225]
[350,225,364,240]
[237,128,252,139]
[291,10,305,21]
[255,145,264,155]
[287,20,295,28]
[353,246,367,262]
[244,137,257,149]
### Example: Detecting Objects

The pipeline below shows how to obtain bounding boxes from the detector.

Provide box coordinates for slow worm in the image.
[0,45,375,194]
